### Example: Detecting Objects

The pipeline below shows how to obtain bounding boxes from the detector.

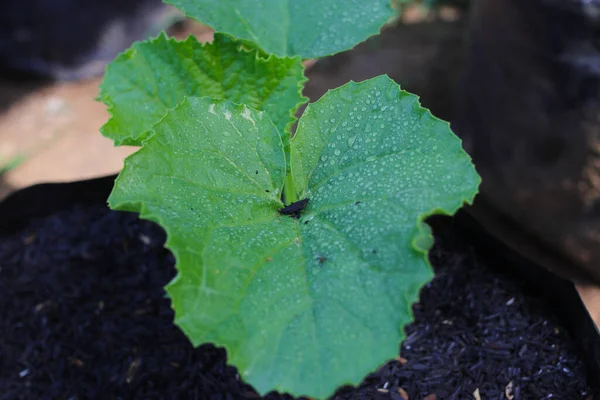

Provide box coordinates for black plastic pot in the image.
[454,0,600,284]
[0,174,117,235]
[0,0,172,80]
[0,174,598,396]
[446,0,600,388]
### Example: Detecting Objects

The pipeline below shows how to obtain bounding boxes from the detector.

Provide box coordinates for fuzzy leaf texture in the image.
[99,33,306,146]
[165,0,394,59]
[108,75,480,399]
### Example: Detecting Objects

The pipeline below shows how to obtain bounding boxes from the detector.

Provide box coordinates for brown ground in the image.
[0,22,214,200]
[0,77,130,199]
[1,10,598,327]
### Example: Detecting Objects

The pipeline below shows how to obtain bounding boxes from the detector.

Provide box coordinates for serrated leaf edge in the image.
[98,32,308,147]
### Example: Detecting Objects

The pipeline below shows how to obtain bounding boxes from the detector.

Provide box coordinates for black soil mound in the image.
[0,204,597,399]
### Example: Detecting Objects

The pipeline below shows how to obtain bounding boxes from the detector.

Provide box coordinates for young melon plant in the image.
[99,1,480,398]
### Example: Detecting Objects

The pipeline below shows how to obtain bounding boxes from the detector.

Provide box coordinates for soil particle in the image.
[0,204,597,399]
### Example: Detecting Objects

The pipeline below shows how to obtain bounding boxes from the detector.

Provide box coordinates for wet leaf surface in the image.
[108,76,478,398]
[166,0,394,59]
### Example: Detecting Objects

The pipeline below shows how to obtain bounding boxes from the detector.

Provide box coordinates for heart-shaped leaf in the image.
[165,0,394,59]
[108,75,479,399]
[99,33,306,146]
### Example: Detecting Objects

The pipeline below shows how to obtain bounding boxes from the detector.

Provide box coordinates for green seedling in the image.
[99,1,480,398]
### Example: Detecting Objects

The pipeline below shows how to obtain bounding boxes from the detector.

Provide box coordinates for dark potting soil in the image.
[0,204,597,400]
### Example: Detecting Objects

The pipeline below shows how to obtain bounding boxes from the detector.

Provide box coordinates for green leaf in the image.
[165,0,394,59]
[99,33,306,146]
[108,76,479,399]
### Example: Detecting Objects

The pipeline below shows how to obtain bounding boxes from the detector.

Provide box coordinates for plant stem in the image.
[282,131,298,205]
[283,170,297,205]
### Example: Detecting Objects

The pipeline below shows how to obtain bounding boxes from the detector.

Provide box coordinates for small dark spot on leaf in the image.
[372,249,377,254]
[255,170,259,174]
[279,198,309,219]
[304,220,310,225]
[355,201,361,205]
[265,189,270,193]
[317,255,327,265]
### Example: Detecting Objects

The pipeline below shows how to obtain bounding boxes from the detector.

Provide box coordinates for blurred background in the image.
[0,0,209,199]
